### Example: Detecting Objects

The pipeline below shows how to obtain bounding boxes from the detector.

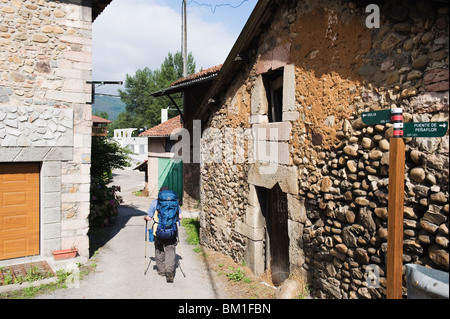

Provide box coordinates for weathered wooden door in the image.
[268,183,290,285]
[0,163,40,260]
[257,183,290,286]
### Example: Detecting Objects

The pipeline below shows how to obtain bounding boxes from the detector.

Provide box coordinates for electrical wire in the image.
[95,93,121,98]
[187,0,250,14]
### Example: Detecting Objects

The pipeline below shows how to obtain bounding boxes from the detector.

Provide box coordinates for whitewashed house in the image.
[113,128,148,165]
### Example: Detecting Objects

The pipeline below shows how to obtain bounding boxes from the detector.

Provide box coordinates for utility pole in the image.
[182,0,188,77]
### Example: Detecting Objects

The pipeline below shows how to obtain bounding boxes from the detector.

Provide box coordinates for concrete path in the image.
[37,168,225,299]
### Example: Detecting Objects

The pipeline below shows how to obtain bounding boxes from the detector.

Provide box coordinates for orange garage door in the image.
[0,163,40,260]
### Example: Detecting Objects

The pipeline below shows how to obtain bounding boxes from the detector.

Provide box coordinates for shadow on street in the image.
[88,202,146,257]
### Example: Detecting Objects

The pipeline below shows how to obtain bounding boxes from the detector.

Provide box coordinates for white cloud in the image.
[187,9,237,69]
[92,0,239,93]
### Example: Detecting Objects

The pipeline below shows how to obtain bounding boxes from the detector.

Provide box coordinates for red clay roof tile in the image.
[138,115,182,137]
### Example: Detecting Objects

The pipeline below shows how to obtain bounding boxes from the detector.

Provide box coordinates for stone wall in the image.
[0,105,73,147]
[200,80,251,262]
[0,0,93,258]
[183,162,200,210]
[199,0,448,299]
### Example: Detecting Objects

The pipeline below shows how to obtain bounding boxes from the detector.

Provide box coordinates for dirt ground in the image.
[195,246,311,299]
[195,247,278,299]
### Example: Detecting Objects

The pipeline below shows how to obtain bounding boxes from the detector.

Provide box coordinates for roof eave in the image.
[143,134,171,138]
[151,73,219,97]
[193,0,274,121]
[92,0,113,22]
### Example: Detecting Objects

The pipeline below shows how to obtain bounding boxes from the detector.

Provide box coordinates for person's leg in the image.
[154,237,165,275]
[164,237,177,282]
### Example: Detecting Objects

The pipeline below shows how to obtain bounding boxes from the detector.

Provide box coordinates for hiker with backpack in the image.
[144,186,182,283]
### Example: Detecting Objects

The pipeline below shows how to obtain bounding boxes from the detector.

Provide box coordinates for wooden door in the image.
[268,183,290,286]
[158,158,183,203]
[257,183,290,286]
[0,163,40,260]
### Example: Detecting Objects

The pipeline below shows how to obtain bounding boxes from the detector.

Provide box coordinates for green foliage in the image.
[192,246,202,253]
[225,266,252,284]
[182,218,200,245]
[92,95,126,122]
[0,265,54,286]
[90,136,131,182]
[226,267,245,282]
[89,178,123,227]
[93,110,109,120]
[0,262,100,299]
[89,137,129,227]
[115,51,196,130]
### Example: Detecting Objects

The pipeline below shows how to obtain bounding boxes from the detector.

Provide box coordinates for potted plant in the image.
[52,247,78,260]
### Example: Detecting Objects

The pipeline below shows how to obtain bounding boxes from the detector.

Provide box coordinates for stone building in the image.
[0,0,112,262]
[193,0,449,298]
[92,114,112,137]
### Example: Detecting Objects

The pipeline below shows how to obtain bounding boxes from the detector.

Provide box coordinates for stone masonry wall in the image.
[0,0,93,258]
[200,79,252,262]
[199,0,448,299]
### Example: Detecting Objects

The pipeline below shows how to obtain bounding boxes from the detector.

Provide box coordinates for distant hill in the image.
[92,95,126,121]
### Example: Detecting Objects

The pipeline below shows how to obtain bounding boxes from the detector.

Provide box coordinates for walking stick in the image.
[177,220,182,259]
[176,220,186,278]
[144,220,148,275]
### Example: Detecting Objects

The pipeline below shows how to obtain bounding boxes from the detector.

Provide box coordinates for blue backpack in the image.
[155,190,180,239]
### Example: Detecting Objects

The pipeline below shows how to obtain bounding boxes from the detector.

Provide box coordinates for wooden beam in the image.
[166,94,185,123]
[386,137,405,299]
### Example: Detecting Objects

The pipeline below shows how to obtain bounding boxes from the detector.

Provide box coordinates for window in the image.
[165,137,175,153]
[263,68,283,123]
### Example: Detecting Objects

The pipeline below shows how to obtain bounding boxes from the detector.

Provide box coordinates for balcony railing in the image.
[92,125,108,137]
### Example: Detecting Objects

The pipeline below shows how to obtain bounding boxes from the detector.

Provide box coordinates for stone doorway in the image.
[256,183,290,286]
[241,163,304,286]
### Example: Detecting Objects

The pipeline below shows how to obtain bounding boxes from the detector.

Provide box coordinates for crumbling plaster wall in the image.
[200,0,449,299]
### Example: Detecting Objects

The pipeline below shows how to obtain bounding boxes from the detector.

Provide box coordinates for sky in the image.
[92,0,257,96]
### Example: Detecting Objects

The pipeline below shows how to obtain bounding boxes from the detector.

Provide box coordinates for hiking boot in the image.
[157,267,166,277]
[166,271,174,283]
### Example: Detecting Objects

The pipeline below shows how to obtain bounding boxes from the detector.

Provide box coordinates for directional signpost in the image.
[403,121,448,138]
[361,108,448,299]
[362,110,448,138]
[361,109,391,125]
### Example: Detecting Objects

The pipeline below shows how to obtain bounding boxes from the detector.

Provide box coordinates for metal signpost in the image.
[361,108,448,299]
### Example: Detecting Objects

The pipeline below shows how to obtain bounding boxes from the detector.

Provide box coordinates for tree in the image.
[94,111,109,120]
[117,51,196,129]
[91,136,132,181]
[89,137,132,227]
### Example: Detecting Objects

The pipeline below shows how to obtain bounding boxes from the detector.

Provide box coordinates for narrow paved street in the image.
[37,168,226,299]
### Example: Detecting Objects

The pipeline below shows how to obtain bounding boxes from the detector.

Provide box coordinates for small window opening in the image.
[263,68,283,123]
[165,137,176,153]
